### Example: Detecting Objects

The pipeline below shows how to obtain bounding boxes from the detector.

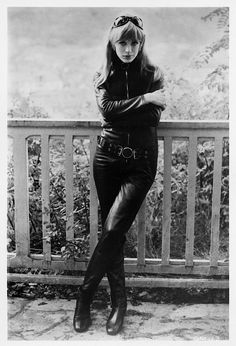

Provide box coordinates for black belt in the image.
[97,136,149,160]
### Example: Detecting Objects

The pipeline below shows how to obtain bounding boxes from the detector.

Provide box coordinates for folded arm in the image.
[93,68,165,121]
[94,73,147,121]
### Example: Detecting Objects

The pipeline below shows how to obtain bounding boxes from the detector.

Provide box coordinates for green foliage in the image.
[142,138,229,260]
[160,7,228,123]
[7,137,92,259]
[163,63,228,121]
[190,7,229,68]
[7,146,15,252]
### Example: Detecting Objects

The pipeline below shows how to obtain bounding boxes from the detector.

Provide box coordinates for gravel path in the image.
[8,298,229,340]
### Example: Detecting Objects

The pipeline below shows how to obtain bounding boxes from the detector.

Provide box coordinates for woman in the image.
[73,14,166,335]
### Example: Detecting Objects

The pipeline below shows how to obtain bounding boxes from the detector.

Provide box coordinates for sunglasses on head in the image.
[112,16,143,30]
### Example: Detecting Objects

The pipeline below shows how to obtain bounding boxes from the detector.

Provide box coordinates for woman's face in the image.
[113,39,141,63]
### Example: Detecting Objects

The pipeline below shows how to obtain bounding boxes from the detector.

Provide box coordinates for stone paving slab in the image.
[8,298,229,341]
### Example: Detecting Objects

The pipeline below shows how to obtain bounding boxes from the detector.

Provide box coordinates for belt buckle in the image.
[122,146,133,159]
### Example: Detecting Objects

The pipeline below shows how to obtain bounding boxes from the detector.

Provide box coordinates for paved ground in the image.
[8,298,229,341]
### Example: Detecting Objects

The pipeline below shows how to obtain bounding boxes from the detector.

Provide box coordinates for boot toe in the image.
[106,307,126,335]
[73,316,92,333]
[106,323,122,335]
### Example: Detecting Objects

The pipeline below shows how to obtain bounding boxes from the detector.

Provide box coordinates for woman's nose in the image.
[125,45,132,53]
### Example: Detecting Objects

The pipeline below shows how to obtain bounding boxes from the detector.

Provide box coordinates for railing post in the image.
[63,133,76,270]
[185,136,198,267]
[161,137,172,265]
[210,136,223,267]
[137,199,146,267]
[10,134,32,267]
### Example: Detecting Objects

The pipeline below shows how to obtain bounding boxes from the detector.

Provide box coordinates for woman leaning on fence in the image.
[73,14,166,335]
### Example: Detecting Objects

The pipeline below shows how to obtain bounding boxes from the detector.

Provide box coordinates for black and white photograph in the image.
[2,0,233,342]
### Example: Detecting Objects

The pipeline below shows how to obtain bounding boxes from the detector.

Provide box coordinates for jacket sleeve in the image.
[93,72,146,121]
[147,67,165,123]
[149,66,165,110]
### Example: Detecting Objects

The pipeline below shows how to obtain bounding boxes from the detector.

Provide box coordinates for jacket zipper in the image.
[125,70,129,99]
[125,69,130,148]
[127,133,130,145]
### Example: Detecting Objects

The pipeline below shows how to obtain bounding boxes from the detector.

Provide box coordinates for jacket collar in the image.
[112,51,140,71]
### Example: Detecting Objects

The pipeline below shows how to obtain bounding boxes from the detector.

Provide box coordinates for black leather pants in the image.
[80,127,158,302]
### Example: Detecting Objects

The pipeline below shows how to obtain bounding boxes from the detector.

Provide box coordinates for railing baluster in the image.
[41,133,51,263]
[185,136,198,266]
[210,136,223,267]
[89,133,98,255]
[161,137,172,265]
[65,133,74,242]
[11,134,30,264]
[137,200,146,267]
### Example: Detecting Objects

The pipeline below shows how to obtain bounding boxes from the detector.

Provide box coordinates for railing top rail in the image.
[7,118,229,130]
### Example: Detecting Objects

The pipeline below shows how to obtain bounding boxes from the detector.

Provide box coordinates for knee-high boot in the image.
[73,231,124,333]
[106,246,127,335]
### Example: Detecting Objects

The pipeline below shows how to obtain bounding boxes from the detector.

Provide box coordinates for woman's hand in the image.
[144,89,166,109]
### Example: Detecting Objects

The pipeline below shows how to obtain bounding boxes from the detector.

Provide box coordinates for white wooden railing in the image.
[7,119,229,288]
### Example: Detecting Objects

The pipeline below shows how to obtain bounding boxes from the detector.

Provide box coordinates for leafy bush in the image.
[138,138,229,260]
[7,137,91,259]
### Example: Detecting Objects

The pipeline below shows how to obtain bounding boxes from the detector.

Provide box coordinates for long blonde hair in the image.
[95,19,153,88]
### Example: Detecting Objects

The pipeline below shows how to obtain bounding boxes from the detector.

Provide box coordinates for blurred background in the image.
[8,7,229,120]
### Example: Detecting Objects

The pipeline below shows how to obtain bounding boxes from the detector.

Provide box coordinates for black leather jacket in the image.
[94,57,164,129]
